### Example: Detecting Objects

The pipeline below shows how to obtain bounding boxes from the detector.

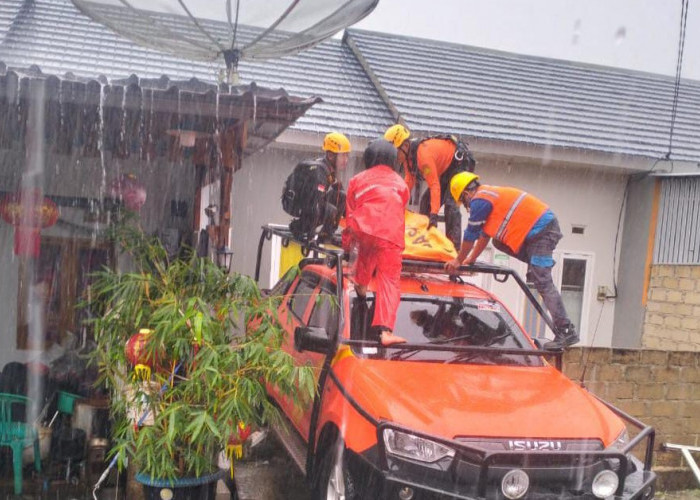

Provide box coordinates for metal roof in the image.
[0,64,321,159]
[0,0,393,138]
[345,29,700,162]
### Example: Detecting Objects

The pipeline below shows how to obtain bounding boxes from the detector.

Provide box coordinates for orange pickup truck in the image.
[255,225,656,500]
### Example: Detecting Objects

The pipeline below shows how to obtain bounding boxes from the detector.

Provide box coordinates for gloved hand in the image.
[428,213,439,229]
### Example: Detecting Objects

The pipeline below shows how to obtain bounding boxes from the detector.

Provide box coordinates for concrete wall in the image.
[613,176,657,348]
[475,157,627,347]
[643,265,700,351]
[563,347,700,490]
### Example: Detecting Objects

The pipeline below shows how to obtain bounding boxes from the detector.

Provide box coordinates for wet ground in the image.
[3,437,699,499]
[222,432,309,500]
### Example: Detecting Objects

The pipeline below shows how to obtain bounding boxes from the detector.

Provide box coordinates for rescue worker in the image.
[445,172,579,350]
[384,124,475,249]
[343,138,410,346]
[281,132,350,241]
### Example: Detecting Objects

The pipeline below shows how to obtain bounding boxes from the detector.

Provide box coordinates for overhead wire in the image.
[582,0,690,385]
[667,0,690,158]
[608,0,689,298]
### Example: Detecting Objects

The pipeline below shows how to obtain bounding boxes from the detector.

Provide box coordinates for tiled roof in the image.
[346,29,700,162]
[0,0,394,138]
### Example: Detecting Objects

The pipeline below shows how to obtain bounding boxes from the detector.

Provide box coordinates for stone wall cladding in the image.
[563,347,700,490]
[644,265,700,351]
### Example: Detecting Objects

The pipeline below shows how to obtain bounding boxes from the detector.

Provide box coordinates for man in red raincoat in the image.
[343,139,410,346]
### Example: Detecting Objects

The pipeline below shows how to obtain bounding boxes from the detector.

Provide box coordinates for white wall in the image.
[231,144,363,279]
[232,142,627,347]
[452,156,626,347]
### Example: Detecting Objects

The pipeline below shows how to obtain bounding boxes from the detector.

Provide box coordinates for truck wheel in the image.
[313,438,357,500]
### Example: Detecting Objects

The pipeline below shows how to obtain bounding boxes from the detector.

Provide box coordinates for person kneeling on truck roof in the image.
[445,172,579,350]
[343,138,410,346]
[281,132,350,241]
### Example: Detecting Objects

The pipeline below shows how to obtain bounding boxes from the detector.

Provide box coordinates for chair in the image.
[0,392,41,495]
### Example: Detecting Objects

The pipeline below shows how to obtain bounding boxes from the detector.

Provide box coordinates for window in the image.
[522,285,547,339]
[289,273,318,322]
[560,258,587,335]
[307,283,338,338]
[351,293,541,366]
[521,252,593,341]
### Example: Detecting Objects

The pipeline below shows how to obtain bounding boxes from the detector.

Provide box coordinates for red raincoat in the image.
[344,165,409,330]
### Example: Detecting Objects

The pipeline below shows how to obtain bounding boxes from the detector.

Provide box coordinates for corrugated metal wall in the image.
[654,177,700,264]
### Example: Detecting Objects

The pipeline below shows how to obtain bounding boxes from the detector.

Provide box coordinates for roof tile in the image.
[346,29,700,161]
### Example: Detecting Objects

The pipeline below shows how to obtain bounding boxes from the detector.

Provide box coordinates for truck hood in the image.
[333,359,623,444]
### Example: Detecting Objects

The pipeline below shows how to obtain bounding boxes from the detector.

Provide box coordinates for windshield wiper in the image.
[389,346,424,361]
[428,333,475,345]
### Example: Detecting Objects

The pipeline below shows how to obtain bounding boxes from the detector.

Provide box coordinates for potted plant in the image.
[87,226,314,499]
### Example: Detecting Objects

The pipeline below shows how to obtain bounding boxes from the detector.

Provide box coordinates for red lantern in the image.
[125,328,160,367]
[0,189,59,257]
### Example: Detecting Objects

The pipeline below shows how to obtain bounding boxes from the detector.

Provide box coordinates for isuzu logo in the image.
[508,440,563,451]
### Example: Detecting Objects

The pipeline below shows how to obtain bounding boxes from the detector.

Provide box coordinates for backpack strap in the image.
[408,135,476,178]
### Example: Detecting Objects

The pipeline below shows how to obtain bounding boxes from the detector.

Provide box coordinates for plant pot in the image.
[57,390,82,415]
[135,470,224,500]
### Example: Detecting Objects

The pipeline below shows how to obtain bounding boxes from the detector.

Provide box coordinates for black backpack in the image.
[281,160,331,218]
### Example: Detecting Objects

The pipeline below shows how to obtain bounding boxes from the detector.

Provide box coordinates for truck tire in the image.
[312,437,357,500]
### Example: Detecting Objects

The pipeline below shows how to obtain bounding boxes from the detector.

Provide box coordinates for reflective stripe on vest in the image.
[474,186,549,254]
[495,191,527,240]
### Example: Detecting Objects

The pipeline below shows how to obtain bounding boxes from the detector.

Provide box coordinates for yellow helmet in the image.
[450,172,480,203]
[384,124,410,148]
[323,132,351,153]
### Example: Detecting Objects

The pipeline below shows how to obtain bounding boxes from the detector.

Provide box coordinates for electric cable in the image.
[667,0,690,158]
[579,299,606,388]
[609,0,689,299]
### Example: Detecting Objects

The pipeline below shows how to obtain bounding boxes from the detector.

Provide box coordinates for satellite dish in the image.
[71,0,378,82]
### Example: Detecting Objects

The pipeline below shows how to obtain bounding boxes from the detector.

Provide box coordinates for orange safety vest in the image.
[473,185,549,254]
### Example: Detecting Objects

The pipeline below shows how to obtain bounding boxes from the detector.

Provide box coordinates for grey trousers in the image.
[495,218,572,332]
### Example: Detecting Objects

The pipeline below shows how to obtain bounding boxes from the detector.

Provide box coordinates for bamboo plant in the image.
[87,225,314,480]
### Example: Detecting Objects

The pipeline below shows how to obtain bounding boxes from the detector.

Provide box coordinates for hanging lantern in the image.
[0,189,59,257]
[125,328,159,367]
[110,173,147,212]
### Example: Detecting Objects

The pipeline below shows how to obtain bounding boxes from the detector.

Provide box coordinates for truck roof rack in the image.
[254,223,556,336]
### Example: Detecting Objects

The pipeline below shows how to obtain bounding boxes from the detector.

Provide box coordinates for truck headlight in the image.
[383,429,455,463]
[592,470,619,498]
[501,469,529,499]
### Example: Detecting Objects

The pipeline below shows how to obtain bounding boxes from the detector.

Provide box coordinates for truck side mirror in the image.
[294,326,332,354]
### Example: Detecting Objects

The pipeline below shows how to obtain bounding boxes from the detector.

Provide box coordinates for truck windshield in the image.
[349,293,543,366]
